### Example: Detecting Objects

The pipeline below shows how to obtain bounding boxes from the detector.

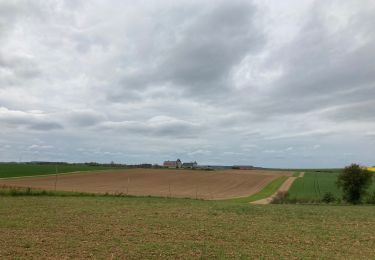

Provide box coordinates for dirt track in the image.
[251,172,304,204]
[0,169,291,200]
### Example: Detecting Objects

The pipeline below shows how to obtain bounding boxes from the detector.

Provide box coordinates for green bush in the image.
[336,164,372,204]
[365,191,375,204]
[271,191,288,204]
[322,192,335,203]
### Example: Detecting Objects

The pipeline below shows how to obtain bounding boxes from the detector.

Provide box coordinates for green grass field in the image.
[0,196,374,259]
[0,163,116,178]
[287,171,375,203]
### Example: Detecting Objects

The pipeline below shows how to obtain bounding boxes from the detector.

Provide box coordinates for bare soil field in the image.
[0,169,291,200]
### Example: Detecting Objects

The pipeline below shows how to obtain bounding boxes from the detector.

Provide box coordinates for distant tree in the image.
[336,164,372,204]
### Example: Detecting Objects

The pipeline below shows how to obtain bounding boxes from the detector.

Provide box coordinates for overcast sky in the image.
[0,0,374,168]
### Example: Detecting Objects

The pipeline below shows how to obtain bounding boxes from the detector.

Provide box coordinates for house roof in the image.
[182,161,197,166]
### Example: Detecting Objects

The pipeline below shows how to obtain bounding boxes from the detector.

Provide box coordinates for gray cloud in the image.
[0,0,374,167]
[65,110,106,127]
[324,101,375,122]
[0,53,41,86]
[28,122,63,131]
[249,1,375,119]
[162,2,263,95]
[0,107,63,131]
[107,0,264,101]
[98,116,204,138]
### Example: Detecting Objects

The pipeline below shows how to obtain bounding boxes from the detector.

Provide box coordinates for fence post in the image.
[126,177,130,195]
[54,165,58,191]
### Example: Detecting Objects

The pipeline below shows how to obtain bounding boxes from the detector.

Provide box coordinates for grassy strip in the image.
[0,186,110,197]
[0,168,124,180]
[261,168,343,173]
[0,163,118,178]
[0,186,201,202]
[292,172,300,177]
[227,176,288,203]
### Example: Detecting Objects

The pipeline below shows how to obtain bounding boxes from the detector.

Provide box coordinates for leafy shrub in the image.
[271,191,288,204]
[322,192,335,203]
[9,188,18,196]
[336,164,372,204]
[365,191,375,204]
[25,187,32,195]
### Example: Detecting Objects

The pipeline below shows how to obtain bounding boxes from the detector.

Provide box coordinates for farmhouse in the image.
[163,159,182,168]
[182,161,198,169]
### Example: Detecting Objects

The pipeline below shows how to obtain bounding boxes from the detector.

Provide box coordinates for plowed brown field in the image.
[0,169,291,200]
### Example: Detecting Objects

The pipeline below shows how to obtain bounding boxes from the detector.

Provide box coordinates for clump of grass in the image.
[365,191,375,204]
[322,192,336,203]
[283,198,322,204]
[292,172,301,177]
[271,191,288,204]
[1,186,50,196]
[0,186,101,197]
